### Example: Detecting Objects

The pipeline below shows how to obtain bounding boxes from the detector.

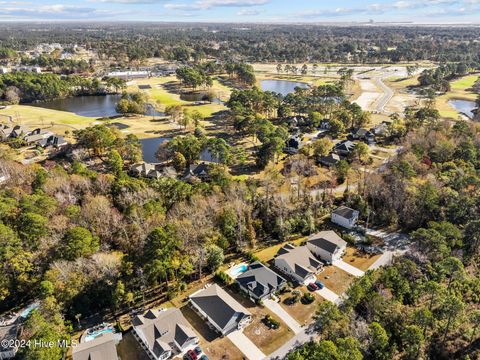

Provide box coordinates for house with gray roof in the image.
[72,332,120,360]
[331,206,359,229]
[333,140,356,156]
[274,244,323,284]
[132,308,198,360]
[307,231,347,263]
[189,284,252,336]
[236,261,287,301]
[318,153,341,167]
[0,324,19,360]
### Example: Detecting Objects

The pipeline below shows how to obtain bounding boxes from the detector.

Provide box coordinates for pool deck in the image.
[227,262,249,279]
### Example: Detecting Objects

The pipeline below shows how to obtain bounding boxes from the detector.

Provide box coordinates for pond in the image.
[33,95,122,118]
[448,99,476,119]
[33,95,164,118]
[140,137,170,163]
[260,79,309,96]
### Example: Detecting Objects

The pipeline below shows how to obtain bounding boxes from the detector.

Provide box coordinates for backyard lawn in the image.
[342,247,381,271]
[318,266,355,295]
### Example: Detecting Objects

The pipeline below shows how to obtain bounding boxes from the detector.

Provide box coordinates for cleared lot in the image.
[317,266,355,295]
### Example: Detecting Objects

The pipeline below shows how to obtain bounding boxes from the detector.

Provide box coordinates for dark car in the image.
[200,355,209,360]
[315,280,325,289]
[194,347,202,355]
[307,283,319,291]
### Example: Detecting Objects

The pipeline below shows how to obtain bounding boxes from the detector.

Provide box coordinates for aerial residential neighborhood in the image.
[0,5,479,360]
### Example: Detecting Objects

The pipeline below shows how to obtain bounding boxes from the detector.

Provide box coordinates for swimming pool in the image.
[84,328,114,342]
[19,302,39,318]
[229,263,248,278]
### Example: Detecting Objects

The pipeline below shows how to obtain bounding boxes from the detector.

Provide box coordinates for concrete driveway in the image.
[315,287,340,304]
[227,330,266,360]
[263,299,302,334]
[333,259,365,277]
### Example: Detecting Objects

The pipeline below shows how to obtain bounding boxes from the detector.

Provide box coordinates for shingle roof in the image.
[236,262,286,298]
[132,308,197,355]
[308,231,347,254]
[72,332,118,360]
[333,206,358,219]
[275,245,322,278]
[189,284,250,332]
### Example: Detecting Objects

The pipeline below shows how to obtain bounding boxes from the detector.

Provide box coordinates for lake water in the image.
[260,79,309,96]
[33,95,122,118]
[140,137,170,163]
[33,95,164,118]
[448,99,476,119]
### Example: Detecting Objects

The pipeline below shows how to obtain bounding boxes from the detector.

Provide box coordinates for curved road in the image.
[373,76,394,114]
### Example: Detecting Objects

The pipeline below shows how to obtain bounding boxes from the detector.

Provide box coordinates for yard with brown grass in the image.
[318,266,355,295]
[225,287,295,355]
[342,247,381,271]
[279,288,324,325]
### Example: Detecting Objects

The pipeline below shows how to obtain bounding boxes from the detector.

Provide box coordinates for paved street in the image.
[333,259,365,277]
[263,299,302,334]
[227,330,266,360]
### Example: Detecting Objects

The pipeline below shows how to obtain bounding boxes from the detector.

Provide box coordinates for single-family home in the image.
[351,128,375,144]
[319,119,331,130]
[130,163,177,180]
[0,125,13,140]
[371,121,391,137]
[236,261,287,301]
[189,284,252,336]
[307,231,347,263]
[331,206,359,229]
[72,332,121,360]
[10,125,30,139]
[184,162,210,182]
[23,129,54,146]
[318,153,341,167]
[333,140,356,156]
[132,308,198,360]
[0,325,19,360]
[274,244,323,284]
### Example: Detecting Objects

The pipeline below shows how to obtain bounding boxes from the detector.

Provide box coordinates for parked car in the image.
[200,355,209,360]
[186,349,198,360]
[307,283,319,291]
[194,347,202,355]
[314,280,325,289]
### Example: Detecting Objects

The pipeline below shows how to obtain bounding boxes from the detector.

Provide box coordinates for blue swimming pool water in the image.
[20,303,39,318]
[84,328,114,342]
[230,264,248,277]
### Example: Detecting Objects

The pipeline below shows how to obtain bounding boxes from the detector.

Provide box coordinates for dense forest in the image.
[0,23,480,64]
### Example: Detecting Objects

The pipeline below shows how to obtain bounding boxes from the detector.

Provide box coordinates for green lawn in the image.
[436,74,478,119]
[450,75,478,91]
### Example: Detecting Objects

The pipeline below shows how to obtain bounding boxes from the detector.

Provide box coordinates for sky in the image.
[0,0,479,23]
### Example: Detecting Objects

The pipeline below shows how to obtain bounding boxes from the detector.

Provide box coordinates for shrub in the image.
[263,315,280,329]
[301,292,315,304]
[215,271,233,285]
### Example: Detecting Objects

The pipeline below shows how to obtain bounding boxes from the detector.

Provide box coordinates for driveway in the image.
[333,259,365,277]
[263,299,302,334]
[366,228,411,270]
[315,287,340,304]
[227,330,266,360]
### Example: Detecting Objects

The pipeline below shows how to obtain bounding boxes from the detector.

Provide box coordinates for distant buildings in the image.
[130,163,177,180]
[107,71,150,80]
[189,284,252,336]
[132,308,198,360]
[331,206,359,229]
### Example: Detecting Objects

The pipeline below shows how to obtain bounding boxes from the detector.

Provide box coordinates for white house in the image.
[331,206,359,229]
[73,332,120,360]
[307,231,347,263]
[274,244,323,284]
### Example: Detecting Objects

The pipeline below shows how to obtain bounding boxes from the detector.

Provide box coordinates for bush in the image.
[215,271,233,285]
[244,251,259,262]
[301,292,315,304]
[263,315,280,329]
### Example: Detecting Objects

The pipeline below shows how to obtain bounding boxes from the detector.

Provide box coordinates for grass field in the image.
[436,74,478,119]
[128,75,229,118]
